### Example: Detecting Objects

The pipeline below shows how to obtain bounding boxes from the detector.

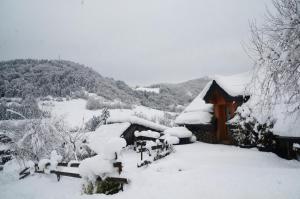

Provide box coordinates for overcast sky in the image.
[0,0,272,86]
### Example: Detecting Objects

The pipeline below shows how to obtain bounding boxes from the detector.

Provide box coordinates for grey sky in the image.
[0,0,272,86]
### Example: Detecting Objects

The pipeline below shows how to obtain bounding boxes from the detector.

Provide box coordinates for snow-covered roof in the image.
[270,104,300,137]
[89,122,131,140]
[175,88,213,125]
[163,127,193,138]
[175,72,251,125]
[212,72,251,97]
[107,115,168,132]
[86,123,129,152]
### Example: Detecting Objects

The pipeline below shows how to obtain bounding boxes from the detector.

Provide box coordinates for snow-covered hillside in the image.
[39,99,175,129]
[1,142,300,199]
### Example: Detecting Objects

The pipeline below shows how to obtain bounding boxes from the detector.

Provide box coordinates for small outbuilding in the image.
[89,116,168,146]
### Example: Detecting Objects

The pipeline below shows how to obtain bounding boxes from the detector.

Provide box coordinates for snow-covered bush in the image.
[11,117,69,162]
[228,106,258,146]
[229,105,274,150]
[61,129,92,162]
[85,115,102,131]
[85,108,111,131]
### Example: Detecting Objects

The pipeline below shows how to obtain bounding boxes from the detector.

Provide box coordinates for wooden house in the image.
[175,73,250,144]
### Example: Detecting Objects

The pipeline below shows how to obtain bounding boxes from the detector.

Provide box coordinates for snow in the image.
[175,82,213,125]
[79,137,126,180]
[175,103,213,125]
[212,72,251,97]
[271,105,300,137]
[190,135,197,142]
[39,99,171,129]
[135,87,160,94]
[25,161,36,174]
[38,159,51,172]
[134,130,161,139]
[293,143,300,149]
[50,150,62,170]
[78,155,115,180]
[108,115,167,132]
[163,127,193,138]
[93,122,131,138]
[160,134,180,145]
[238,90,300,137]
[2,143,300,199]
[88,127,128,157]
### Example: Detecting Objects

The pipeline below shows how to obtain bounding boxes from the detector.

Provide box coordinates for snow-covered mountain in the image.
[0,59,209,111]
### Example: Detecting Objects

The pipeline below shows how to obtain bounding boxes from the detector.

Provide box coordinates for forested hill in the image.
[150,78,211,104]
[0,59,138,103]
[0,59,210,111]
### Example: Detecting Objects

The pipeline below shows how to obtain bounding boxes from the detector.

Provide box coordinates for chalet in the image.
[175,73,250,144]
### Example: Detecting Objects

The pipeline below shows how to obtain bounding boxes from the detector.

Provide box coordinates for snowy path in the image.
[1,142,300,199]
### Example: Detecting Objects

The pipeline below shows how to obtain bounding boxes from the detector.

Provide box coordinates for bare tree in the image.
[249,0,300,114]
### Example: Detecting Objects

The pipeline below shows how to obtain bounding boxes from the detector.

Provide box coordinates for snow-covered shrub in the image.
[85,108,110,131]
[61,129,92,162]
[228,106,258,146]
[229,105,274,150]
[11,117,67,162]
[85,116,102,131]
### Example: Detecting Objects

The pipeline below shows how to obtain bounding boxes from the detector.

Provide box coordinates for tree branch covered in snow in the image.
[249,0,300,114]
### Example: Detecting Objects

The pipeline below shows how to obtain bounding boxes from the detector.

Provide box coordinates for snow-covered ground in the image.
[39,99,173,128]
[135,87,160,94]
[1,142,300,199]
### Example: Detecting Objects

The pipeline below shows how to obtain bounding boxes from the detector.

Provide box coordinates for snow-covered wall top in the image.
[108,115,168,132]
